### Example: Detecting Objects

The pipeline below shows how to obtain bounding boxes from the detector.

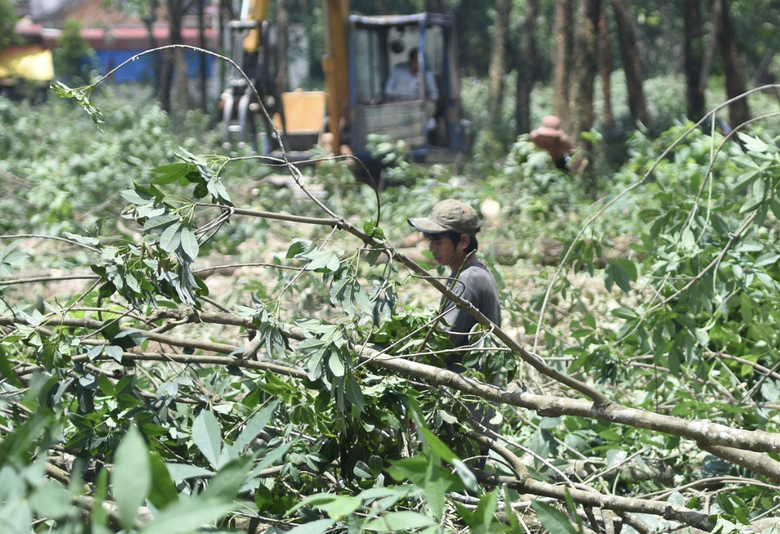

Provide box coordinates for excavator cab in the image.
[345,13,471,163]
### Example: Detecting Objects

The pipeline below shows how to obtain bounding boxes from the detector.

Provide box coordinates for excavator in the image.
[221,0,472,164]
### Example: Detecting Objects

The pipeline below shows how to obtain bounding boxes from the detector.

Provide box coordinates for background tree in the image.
[52,19,96,84]
[609,0,649,128]
[683,0,705,120]
[0,0,21,51]
[568,0,600,186]
[515,0,539,135]
[598,1,612,129]
[714,0,750,127]
[552,0,574,124]
[488,0,512,132]
[157,0,191,113]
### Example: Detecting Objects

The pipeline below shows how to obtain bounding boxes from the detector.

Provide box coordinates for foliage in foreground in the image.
[1,84,780,534]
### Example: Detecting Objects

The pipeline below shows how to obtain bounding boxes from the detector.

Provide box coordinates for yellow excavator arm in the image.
[242,0,270,53]
[321,0,350,152]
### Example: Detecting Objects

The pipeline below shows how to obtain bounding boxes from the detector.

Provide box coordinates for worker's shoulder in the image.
[460,261,496,285]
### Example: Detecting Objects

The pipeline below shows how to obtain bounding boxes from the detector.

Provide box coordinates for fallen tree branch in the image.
[468,432,714,531]
[5,313,780,454]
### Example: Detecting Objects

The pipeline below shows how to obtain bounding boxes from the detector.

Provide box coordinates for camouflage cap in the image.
[408,199,481,236]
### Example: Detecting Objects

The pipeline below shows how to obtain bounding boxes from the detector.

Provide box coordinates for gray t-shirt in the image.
[440,260,501,372]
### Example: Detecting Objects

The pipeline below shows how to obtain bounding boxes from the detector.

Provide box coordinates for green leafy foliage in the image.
[4,58,780,534]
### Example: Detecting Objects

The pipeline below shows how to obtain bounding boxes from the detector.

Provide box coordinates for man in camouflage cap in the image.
[408,199,501,371]
[409,199,502,464]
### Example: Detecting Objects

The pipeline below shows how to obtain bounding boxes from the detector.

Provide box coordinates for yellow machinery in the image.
[0,44,54,100]
[222,0,342,155]
[223,1,471,163]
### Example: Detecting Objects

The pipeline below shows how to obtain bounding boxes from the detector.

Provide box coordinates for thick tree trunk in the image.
[714,0,750,127]
[174,48,191,112]
[515,0,540,136]
[276,0,289,92]
[569,0,600,141]
[569,0,601,190]
[158,53,174,112]
[682,0,705,120]
[158,0,185,113]
[598,2,612,129]
[610,0,649,128]
[142,2,159,92]
[488,0,513,132]
[698,0,720,98]
[552,0,574,124]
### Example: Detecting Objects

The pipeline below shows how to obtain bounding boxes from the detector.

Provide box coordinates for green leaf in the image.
[234,401,278,452]
[201,456,253,501]
[159,220,183,253]
[287,238,314,258]
[531,500,579,534]
[284,519,336,534]
[105,345,124,362]
[364,511,436,531]
[328,352,345,377]
[424,459,447,521]
[143,214,179,234]
[179,226,200,261]
[345,375,364,412]
[29,481,71,520]
[138,496,234,534]
[151,164,191,185]
[0,501,32,534]
[610,262,632,293]
[353,461,374,478]
[325,496,362,519]
[147,452,179,510]
[418,427,456,463]
[192,410,223,468]
[754,252,780,267]
[112,426,152,530]
[287,493,340,516]
[0,345,23,388]
[452,459,478,493]
[252,441,293,474]
[611,307,638,320]
[166,463,214,481]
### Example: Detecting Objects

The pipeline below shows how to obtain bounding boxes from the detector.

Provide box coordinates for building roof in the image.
[18,22,217,51]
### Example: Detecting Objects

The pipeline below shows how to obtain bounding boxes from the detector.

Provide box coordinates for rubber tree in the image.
[515,0,540,136]
[487,0,513,133]
[683,0,706,120]
[609,0,649,128]
[552,0,574,125]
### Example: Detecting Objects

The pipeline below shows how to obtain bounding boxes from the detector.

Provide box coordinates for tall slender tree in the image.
[488,0,513,132]
[598,1,613,129]
[157,0,186,112]
[552,0,574,125]
[569,0,600,142]
[569,0,601,190]
[714,0,750,127]
[682,0,705,120]
[515,0,540,136]
[610,0,649,128]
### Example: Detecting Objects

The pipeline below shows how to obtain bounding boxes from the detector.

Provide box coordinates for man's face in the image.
[409,55,419,75]
[427,233,467,270]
